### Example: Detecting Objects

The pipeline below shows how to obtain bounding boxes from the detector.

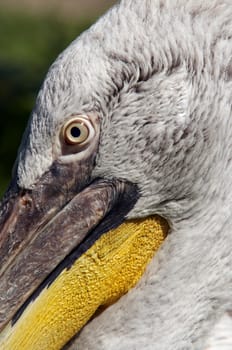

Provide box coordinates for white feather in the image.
[206,313,232,350]
[14,0,232,348]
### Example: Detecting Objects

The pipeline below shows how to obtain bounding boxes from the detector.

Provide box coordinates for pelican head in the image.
[0,0,232,349]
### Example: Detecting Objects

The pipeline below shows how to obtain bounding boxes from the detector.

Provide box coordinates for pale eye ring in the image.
[63,116,93,145]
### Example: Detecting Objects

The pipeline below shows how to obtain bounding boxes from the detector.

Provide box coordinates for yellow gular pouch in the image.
[0,215,168,350]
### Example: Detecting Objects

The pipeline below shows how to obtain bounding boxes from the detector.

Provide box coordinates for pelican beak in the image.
[0,163,168,349]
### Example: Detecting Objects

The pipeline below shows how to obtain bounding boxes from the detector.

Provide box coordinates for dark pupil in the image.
[71,126,81,138]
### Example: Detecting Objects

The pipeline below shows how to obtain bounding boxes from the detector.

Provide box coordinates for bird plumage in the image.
[57,1,231,349]
[1,0,232,349]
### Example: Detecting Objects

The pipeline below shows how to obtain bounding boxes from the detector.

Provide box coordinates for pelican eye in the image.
[63,116,93,145]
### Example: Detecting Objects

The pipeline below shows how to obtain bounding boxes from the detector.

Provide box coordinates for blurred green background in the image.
[0,0,116,196]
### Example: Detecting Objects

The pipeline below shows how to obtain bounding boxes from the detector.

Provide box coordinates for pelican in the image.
[0,0,231,349]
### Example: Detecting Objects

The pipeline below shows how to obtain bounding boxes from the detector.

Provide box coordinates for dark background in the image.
[0,0,116,196]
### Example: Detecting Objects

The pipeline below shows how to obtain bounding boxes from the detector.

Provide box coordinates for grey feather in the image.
[14,0,232,349]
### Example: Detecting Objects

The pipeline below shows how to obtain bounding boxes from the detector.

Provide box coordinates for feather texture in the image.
[11,0,232,348]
